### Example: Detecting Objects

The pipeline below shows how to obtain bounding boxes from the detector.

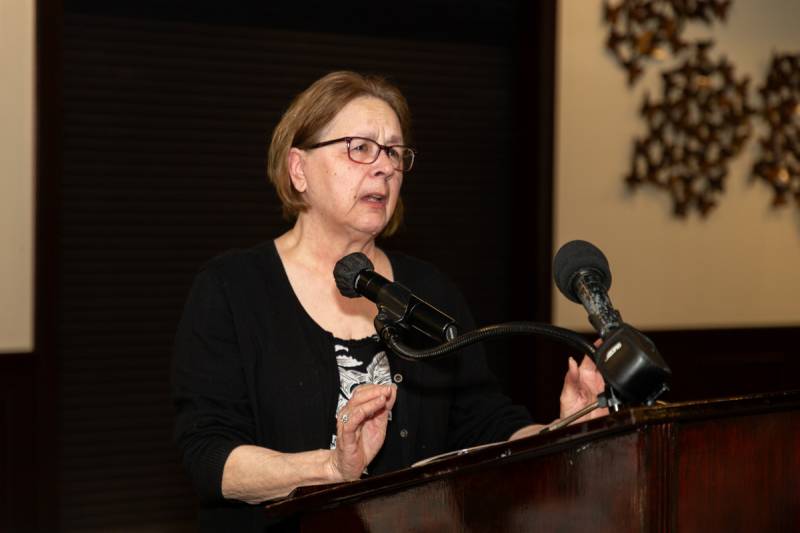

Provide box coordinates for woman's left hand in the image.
[328,384,397,481]
[559,355,609,423]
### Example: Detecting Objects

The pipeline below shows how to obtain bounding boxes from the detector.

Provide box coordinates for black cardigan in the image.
[172,241,532,530]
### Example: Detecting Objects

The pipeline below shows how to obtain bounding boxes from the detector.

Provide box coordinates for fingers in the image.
[578,354,598,372]
[346,384,395,413]
[578,355,606,394]
[333,385,395,478]
[337,384,395,433]
[384,383,397,411]
[564,356,579,386]
[568,355,579,374]
[371,385,397,425]
[340,395,390,430]
[560,353,608,419]
[560,356,580,399]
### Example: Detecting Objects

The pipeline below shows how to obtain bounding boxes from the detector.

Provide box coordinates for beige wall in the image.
[554,0,800,331]
[0,0,35,352]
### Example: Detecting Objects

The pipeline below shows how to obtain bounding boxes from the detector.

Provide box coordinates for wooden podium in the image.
[264,391,800,532]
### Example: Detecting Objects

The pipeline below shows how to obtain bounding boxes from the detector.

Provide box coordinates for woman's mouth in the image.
[361,193,387,205]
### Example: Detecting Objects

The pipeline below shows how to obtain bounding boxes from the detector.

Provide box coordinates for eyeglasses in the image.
[305,136,417,172]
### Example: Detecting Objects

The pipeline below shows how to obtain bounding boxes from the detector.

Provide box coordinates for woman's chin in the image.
[349,214,389,238]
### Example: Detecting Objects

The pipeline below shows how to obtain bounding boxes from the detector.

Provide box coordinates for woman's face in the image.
[293,96,404,238]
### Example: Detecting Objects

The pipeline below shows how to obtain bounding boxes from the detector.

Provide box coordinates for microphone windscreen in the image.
[334,252,374,298]
[553,240,612,303]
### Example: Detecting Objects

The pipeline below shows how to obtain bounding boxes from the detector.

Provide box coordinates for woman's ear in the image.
[287,147,308,193]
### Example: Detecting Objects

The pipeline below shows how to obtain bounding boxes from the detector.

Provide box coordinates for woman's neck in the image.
[275,215,383,278]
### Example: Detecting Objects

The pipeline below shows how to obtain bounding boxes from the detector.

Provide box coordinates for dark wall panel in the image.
[0,356,36,532]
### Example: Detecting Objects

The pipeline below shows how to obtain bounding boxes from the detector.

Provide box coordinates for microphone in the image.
[553,240,671,405]
[553,240,622,339]
[334,252,459,342]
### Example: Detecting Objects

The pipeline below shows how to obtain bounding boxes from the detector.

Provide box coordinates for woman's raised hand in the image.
[559,355,609,423]
[328,384,397,481]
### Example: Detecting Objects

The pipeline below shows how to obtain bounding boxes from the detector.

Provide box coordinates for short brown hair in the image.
[267,71,411,236]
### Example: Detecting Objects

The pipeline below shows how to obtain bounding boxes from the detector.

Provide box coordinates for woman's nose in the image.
[372,149,396,179]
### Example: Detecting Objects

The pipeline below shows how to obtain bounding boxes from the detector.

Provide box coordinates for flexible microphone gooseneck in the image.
[334,245,672,406]
[333,252,596,361]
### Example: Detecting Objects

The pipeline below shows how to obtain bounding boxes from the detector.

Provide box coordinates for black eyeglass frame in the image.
[305,136,417,172]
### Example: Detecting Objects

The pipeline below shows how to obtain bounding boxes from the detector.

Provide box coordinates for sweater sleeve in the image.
[172,265,256,504]
[440,277,534,449]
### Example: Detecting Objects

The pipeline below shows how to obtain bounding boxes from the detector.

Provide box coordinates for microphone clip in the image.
[372,284,459,343]
[593,324,671,406]
[374,311,398,344]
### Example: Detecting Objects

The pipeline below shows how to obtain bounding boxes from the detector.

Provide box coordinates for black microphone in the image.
[553,240,671,405]
[553,240,622,339]
[334,252,459,342]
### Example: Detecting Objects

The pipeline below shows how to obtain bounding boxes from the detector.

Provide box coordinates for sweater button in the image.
[393,373,403,383]
[400,429,408,438]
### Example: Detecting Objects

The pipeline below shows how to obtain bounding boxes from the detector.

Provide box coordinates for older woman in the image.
[173,71,605,530]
